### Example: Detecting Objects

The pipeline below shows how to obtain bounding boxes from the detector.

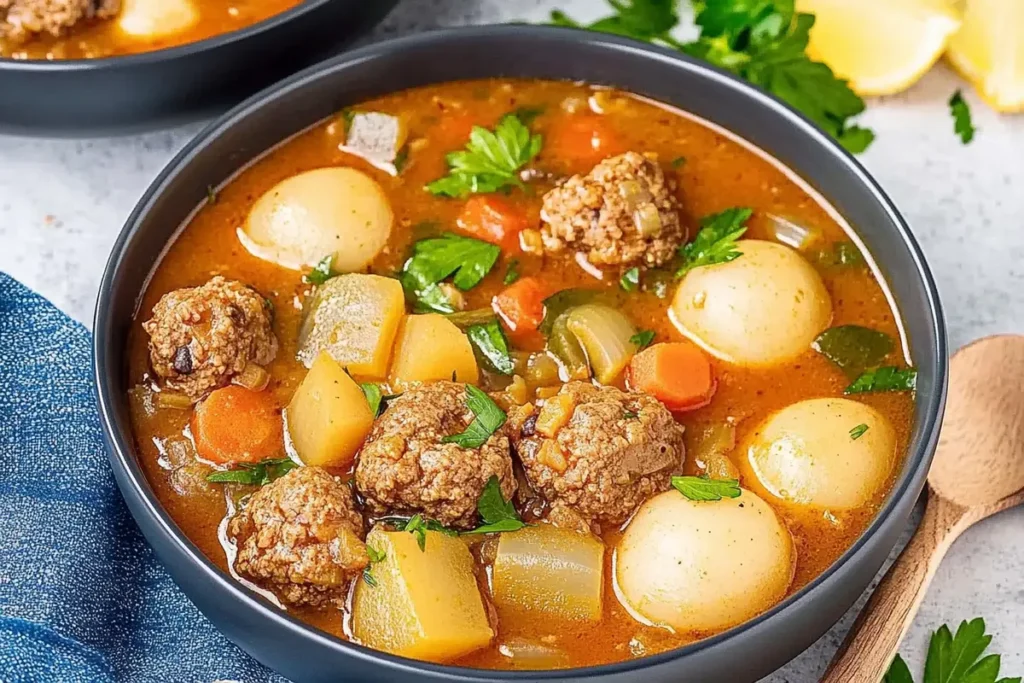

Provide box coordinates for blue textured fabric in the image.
[0,273,287,683]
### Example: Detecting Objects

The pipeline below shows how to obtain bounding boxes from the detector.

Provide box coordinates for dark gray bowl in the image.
[93,25,947,683]
[0,0,397,136]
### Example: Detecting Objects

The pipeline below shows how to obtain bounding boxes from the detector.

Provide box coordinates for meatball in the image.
[540,151,685,268]
[355,381,516,529]
[142,276,277,401]
[514,382,684,528]
[229,467,368,608]
[1,0,120,43]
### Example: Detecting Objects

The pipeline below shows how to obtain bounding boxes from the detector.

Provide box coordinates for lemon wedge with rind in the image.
[947,0,1024,112]
[797,0,962,96]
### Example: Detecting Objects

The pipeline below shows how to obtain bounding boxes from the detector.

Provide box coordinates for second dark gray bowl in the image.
[94,25,947,683]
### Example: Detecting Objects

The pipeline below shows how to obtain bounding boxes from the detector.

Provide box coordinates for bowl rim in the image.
[93,24,948,680]
[0,0,332,69]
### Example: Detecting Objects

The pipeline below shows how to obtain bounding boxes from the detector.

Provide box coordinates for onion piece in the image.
[232,364,270,392]
[156,390,193,410]
[566,304,638,384]
[767,213,824,251]
[499,638,571,670]
[548,314,591,381]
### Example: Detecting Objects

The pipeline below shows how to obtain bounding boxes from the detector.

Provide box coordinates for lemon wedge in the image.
[947,0,1024,112]
[797,0,962,96]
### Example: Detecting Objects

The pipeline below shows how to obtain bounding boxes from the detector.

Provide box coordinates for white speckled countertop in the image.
[2,0,1024,680]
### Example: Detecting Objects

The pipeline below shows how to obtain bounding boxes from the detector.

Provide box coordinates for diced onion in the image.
[499,639,570,670]
[232,364,270,392]
[156,390,193,410]
[633,203,662,237]
[767,214,824,251]
[525,352,562,387]
[566,304,638,384]
[548,314,591,381]
[536,393,576,438]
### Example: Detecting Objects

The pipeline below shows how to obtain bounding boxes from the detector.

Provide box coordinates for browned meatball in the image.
[229,467,368,608]
[540,151,685,268]
[355,381,516,529]
[142,276,277,401]
[514,382,684,528]
[1,0,120,43]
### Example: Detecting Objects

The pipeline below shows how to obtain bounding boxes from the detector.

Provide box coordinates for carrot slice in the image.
[456,195,531,250]
[191,385,284,464]
[546,114,625,169]
[493,277,547,334]
[627,342,716,412]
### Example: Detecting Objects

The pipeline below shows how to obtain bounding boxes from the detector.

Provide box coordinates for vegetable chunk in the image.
[286,352,375,468]
[492,525,605,621]
[342,111,409,171]
[297,274,405,379]
[352,526,494,662]
[192,386,283,464]
[388,314,479,389]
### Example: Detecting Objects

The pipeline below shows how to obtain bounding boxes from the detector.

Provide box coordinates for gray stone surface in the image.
[2,0,1024,680]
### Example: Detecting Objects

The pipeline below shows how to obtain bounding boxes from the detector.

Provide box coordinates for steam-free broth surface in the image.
[127,79,914,669]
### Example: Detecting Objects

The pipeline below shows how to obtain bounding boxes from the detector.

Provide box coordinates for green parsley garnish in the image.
[464,475,528,535]
[512,106,545,126]
[812,325,895,379]
[949,90,977,145]
[362,544,386,587]
[630,329,656,349]
[503,258,521,285]
[671,156,687,168]
[206,458,297,487]
[425,114,543,198]
[672,474,742,501]
[442,385,507,448]
[620,267,641,292]
[467,320,515,375]
[849,423,869,440]
[401,233,500,312]
[676,207,751,277]
[886,618,1020,683]
[361,383,383,417]
[402,514,458,552]
[305,254,337,286]
[845,366,918,395]
[549,1,873,152]
[623,410,639,419]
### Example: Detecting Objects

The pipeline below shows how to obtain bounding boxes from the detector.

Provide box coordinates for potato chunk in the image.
[285,352,374,468]
[342,112,410,172]
[492,525,605,621]
[388,314,479,389]
[297,274,405,379]
[352,527,493,663]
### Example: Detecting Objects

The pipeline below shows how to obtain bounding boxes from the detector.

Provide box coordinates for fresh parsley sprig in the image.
[949,90,977,145]
[401,233,501,312]
[426,114,543,198]
[676,207,751,276]
[362,544,386,587]
[845,366,918,395]
[442,384,507,448]
[464,475,528,535]
[630,329,656,349]
[672,474,742,501]
[305,254,338,285]
[620,267,641,292]
[813,325,895,379]
[886,618,1020,683]
[402,514,459,551]
[206,458,297,487]
[467,320,515,375]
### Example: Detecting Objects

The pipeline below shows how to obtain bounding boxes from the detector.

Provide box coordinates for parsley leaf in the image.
[888,618,1021,683]
[671,156,687,168]
[305,254,337,285]
[813,325,895,379]
[206,458,297,486]
[677,207,751,276]
[512,106,545,126]
[401,234,500,311]
[361,383,383,417]
[442,385,507,448]
[949,90,977,145]
[845,366,918,394]
[467,320,515,375]
[849,423,869,440]
[672,474,742,501]
[425,114,543,198]
[464,475,528,535]
[362,544,386,587]
[630,329,656,349]
[403,514,459,551]
[503,258,521,285]
[620,266,641,292]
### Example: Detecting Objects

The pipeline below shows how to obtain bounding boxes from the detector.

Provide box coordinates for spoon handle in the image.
[820,493,971,683]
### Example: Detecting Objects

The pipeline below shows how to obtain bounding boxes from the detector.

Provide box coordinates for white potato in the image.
[743,398,897,510]
[239,167,392,272]
[615,489,793,633]
[670,240,832,367]
[118,0,198,38]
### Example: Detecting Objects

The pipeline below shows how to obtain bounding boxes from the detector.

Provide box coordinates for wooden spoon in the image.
[822,334,1024,683]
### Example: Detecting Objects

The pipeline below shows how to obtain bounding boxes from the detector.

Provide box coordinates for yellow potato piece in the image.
[118,0,198,38]
[492,525,605,621]
[285,352,374,468]
[297,274,405,379]
[388,314,479,389]
[352,527,493,663]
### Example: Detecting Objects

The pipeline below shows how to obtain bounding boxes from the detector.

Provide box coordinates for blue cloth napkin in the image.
[0,273,288,683]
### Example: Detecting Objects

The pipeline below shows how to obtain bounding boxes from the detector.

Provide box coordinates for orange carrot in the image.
[457,195,531,250]
[191,385,284,464]
[628,342,716,412]
[493,277,547,334]
[546,114,625,170]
